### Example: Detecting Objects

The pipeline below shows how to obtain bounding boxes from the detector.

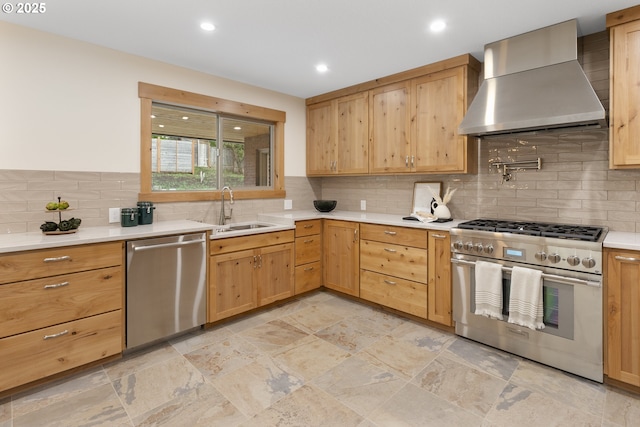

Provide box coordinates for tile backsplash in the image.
[3,128,640,234]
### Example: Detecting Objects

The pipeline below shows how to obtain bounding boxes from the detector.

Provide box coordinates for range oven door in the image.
[452,255,603,382]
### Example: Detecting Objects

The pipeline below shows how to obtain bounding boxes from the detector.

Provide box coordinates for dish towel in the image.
[474,261,504,320]
[508,266,545,330]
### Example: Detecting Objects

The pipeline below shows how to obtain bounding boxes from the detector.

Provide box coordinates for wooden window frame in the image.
[138,82,286,202]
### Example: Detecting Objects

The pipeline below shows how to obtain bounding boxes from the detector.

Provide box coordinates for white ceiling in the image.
[1,0,638,99]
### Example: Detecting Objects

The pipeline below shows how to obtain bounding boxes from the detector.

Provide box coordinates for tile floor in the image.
[2,290,640,426]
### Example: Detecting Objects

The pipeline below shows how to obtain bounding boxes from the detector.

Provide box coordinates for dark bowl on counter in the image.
[313,200,337,212]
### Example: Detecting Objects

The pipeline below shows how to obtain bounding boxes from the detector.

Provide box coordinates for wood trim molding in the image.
[305,53,481,105]
[138,82,286,203]
[607,5,640,28]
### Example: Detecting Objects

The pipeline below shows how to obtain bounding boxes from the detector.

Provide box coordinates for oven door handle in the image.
[450,258,601,288]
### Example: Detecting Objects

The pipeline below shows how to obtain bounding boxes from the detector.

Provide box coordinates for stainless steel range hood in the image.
[458,20,606,137]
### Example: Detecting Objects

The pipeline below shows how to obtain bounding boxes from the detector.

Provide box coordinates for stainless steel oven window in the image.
[468,267,575,340]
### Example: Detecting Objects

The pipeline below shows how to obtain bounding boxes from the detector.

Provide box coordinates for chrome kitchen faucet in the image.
[219,186,234,225]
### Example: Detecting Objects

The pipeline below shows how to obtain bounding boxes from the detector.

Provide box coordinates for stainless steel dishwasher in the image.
[126,232,206,350]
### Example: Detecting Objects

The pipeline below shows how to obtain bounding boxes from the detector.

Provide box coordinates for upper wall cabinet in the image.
[412,67,477,173]
[307,92,369,176]
[608,5,640,169]
[306,54,480,177]
[369,82,412,173]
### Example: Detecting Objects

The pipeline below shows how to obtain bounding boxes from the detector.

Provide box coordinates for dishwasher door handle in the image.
[131,239,206,252]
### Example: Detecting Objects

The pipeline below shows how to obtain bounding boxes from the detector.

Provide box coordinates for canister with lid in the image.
[137,201,155,225]
[121,208,138,227]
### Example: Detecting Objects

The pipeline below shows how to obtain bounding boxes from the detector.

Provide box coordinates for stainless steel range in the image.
[451,219,607,382]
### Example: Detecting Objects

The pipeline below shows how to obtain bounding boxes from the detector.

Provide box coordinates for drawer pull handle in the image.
[384,248,397,253]
[43,255,71,263]
[304,267,314,271]
[304,239,314,243]
[384,279,397,285]
[43,330,69,340]
[384,231,397,236]
[615,255,640,262]
[432,234,446,239]
[44,281,69,289]
[303,225,314,229]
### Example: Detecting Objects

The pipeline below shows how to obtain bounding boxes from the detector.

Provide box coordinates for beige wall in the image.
[0,21,307,176]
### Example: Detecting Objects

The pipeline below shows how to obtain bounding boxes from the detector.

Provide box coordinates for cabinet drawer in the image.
[295,261,322,294]
[360,270,427,318]
[360,239,427,283]
[295,220,322,237]
[0,310,122,392]
[211,230,294,255]
[360,223,427,248]
[0,242,122,285]
[295,235,321,265]
[0,266,122,339]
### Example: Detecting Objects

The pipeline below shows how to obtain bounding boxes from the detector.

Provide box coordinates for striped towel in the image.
[474,261,504,320]
[508,266,545,330]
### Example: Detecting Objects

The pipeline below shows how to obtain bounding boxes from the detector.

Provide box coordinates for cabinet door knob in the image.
[384,248,397,253]
[384,231,397,236]
[384,279,397,285]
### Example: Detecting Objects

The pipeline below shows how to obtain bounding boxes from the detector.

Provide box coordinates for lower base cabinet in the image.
[209,230,295,322]
[605,248,640,387]
[0,310,122,392]
[323,220,360,297]
[360,270,427,318]
[427,231,452,326]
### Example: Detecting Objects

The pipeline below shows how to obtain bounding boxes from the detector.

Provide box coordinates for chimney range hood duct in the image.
[458,20,606,137]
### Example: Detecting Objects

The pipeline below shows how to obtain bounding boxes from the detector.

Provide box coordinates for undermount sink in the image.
[215,222,275,233]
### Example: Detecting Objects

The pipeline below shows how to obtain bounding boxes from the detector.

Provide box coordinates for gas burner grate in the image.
[457,219,605,242]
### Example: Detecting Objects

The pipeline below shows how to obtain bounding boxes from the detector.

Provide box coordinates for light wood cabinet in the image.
[294,219,322,294]
[412,67,477,173]
[360,223,428,318]
[608,5,640,169]
[605,248,640,386]
[209,231,295,321]
[0,242,124,393]
[369,82,412,173]
[306,54,480,176]
[323,219,360,296]
[427,231,452,326]
[306,100,334,175]
[306,93,369,176]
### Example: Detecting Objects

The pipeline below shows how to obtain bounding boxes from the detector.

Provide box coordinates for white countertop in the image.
[0,220,215,253]
[259,210,465,231]
[4,211,632,253]
[604,231,640,251]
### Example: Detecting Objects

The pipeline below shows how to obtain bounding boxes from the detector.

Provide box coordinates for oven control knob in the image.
[548,253,561,263]
[535,251,547,261]
[464,242,474,251]
[474,243,484,253]
[453,241,464,250]
[485,244,494,254]
[567,255,581,266]
[582,257,596,268]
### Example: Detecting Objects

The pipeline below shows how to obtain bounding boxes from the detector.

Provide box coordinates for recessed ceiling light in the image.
[158,124,165,128]
[150,115,156,119]
[316,64,329,73]
[430,20,446,32]
[234,126,242,130]
[182,116,189,120]
[200,22,215,31]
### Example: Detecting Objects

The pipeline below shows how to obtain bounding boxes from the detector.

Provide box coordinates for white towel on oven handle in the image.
[474,261,504,320]
[508,266,545,330]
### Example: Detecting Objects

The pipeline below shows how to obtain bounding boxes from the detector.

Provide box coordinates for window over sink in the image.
[138,82,286,202]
